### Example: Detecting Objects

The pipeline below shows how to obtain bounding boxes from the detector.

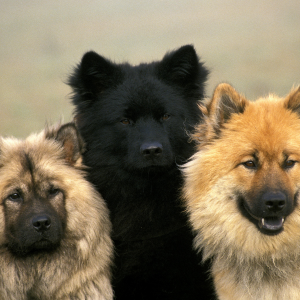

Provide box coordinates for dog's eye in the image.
[8,192,22,202]
[161,114,170,121]
[120,119,131,125]
[49,187,61,196]
[284,160,296,169]
[242,160,257,169]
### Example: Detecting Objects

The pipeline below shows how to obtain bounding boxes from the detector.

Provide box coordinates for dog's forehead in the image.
[14,152,46,182]
[0,145,57,193]
[236,98,296,131]
[221,97,300,160]
[21,151,35,175]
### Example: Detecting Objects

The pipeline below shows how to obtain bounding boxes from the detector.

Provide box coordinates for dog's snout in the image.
[32,215,51,232]
[140,142,163,158]
[262,191,286,213]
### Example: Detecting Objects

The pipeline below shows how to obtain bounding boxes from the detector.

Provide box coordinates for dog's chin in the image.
[126,162,176,176]
[31,239,60,250]
[239,201,285,236]
[9,239,60,257]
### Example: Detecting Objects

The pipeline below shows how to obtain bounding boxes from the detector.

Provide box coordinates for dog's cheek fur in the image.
[0,125,114,300]
[183,84,300,300]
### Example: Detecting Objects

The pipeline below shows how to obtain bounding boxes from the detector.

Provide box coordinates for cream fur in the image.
[0,124,114,300]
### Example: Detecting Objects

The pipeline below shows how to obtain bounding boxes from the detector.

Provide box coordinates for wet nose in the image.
[32,215,51,232]
[140,142,163,158]
[262,191,286,213]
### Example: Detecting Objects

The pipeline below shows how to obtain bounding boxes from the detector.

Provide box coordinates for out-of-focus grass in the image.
[0,0,299,137]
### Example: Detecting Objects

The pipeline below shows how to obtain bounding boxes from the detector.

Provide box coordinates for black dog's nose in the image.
[140,142,163,158]
[262,191,286,213]
[32,215,51,232]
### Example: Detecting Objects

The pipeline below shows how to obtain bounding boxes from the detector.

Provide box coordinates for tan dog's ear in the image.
[207,83,248,132]
[284,86,300,115]
[46,123,85,166]
[192,83,248,144]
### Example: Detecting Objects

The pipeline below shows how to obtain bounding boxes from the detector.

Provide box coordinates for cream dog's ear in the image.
[46,122,85,166]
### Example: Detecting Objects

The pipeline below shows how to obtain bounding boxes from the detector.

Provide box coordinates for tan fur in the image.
[0,123,113,300]
[182,83,300,300]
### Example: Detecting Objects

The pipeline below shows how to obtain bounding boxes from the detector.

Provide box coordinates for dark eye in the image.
[161,114,170,121]
[242,160,257,169]
[49,187,61,196]
[8,192,22,202]
[120,119,131,125]
[285,160,296,169]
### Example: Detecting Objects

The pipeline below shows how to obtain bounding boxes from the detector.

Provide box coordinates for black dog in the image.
[68,45,215,299]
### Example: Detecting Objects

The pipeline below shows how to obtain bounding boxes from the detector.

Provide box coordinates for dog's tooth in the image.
[262,218,265,226]
[282,217,285,224]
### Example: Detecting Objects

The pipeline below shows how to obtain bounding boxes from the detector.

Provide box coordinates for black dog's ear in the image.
[46,123,85,166]
[157,45,209,98]
[68,51,123,105]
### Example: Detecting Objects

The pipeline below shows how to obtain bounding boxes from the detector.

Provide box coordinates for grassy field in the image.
[1,0,299,137]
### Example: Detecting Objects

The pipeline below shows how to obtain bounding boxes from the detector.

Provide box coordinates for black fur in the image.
[68,45,215,299]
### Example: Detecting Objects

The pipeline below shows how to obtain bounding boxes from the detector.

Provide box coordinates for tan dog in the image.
[182,83,300,300]
[0,123,113,300]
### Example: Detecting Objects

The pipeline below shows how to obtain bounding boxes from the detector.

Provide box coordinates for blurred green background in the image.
[1,0,299,137]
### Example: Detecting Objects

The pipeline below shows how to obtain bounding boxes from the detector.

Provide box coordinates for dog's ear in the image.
[56,123,85,166]
[46,123,85,166]
[68,51,123,108]
[191,83,248,144]
[157,45,209,99]
[206,83,248,133]
[284,86,300,116]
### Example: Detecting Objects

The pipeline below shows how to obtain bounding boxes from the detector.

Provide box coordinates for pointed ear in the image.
[284,86,300,115]
[68,51,123,105]
[157,45,209,96]
[46,123,85,166]
[207,83,248,133]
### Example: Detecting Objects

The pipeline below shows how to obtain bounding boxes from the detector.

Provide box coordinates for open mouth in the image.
[258,217,285,231]
[243,204,285,235]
